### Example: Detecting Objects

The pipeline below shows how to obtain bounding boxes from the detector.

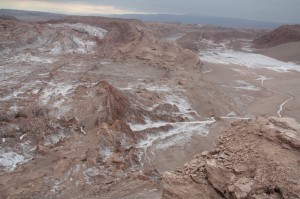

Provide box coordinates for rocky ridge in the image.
[253,25,300,48]
[162,117,300,199]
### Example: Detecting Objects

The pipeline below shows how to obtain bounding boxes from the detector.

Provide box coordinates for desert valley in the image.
[0,10,300,199]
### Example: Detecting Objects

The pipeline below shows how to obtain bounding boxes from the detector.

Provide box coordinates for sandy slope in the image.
[257,42,300,64]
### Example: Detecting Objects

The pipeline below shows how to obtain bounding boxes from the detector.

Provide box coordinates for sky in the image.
[1,0,300,23]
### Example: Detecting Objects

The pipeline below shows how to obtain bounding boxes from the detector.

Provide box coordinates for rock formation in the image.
[162,117,300,199]
[253,25,300,48]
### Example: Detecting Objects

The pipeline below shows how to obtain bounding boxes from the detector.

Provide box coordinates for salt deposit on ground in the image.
[50,23,107,39]
[200,49,300,72]
[137,118,216,149]
[221,80,260,91]
[0,152,25,171]
[40,82,77,105]
[123,83,216,150]
[8,53,55,64]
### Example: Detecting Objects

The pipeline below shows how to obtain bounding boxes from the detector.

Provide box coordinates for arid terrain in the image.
[0,14,299,199]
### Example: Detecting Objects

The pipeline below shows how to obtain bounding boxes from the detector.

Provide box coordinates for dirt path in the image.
[256,74,294,118]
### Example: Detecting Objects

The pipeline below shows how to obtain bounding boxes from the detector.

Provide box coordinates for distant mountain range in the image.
[0,9,285,29]
[107,14,284,29]
[0,9,64,21]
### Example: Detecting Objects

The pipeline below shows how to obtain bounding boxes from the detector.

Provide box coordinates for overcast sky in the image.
[1,0,300,23]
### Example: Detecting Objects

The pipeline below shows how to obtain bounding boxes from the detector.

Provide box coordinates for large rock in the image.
[162,172,222,199]
[205,159,235,196]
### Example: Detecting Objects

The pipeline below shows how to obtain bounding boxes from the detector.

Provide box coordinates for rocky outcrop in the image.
[253,25,300,48]
[162,117,300,199]
[174,26,266,52]
[101,80,131,124]
[97,120,139,170]
[56,16,201,70]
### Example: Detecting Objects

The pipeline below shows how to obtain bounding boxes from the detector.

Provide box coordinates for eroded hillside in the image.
[253,25,300,48]
[0,16,208,198]
[1,16,300,199]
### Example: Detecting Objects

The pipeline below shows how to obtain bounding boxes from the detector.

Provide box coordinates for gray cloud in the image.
[4,0,300,23]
